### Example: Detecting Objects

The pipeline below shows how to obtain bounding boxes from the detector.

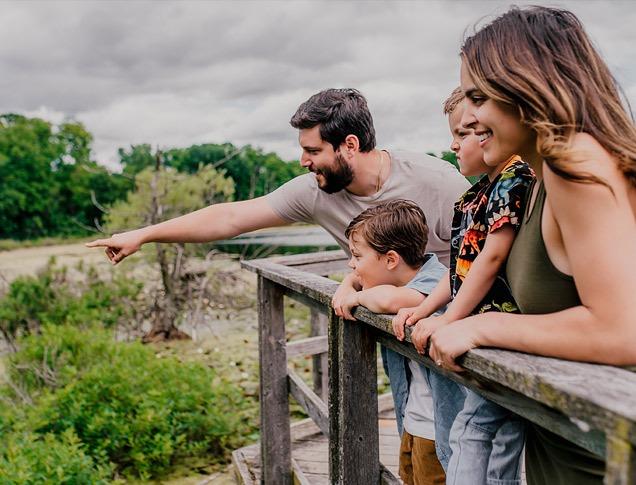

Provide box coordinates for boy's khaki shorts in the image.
[398,430,446,485]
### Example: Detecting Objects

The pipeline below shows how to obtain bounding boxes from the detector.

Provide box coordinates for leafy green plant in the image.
[0,261,143,344]
[0,429,112,484]
[3,325,246,480]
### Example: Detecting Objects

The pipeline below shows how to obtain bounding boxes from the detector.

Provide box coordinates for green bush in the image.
[0,261,143,343]
[3,325,245,480]
[6,324,115,399]
[0,429,112,484]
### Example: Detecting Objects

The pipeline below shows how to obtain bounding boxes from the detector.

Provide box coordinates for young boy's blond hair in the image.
[443,87,465,115]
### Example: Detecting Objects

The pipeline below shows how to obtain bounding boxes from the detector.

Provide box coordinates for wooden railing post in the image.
[605,435,636,484]
[258,276,291,484]
[328,310,380,484]
[310,308,329,402]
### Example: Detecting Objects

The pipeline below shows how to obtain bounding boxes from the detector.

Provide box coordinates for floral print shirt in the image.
[449,156,535,314]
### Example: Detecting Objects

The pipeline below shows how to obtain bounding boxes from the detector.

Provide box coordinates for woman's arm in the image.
[431,142,636,368]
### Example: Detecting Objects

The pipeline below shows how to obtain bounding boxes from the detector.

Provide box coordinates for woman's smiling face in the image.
[459,60,537,167]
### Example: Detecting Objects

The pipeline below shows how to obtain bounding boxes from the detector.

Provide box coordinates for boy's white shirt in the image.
[400,253,448,439]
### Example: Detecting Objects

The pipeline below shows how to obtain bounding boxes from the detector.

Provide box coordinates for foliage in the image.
[105,164,235,232]
[119,142,304,201]
[0,429,113,484]
[0,260,143,345]
[1,325,247,480]
[0,114,132,240]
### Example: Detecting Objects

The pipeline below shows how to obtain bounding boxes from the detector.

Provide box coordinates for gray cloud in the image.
[2,0,635,169]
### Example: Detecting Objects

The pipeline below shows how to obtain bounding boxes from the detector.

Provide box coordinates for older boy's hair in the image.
[345,200,429,268]
[443,87,465,115]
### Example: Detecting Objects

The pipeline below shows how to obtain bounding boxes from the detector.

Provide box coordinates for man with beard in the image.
[87,88,468,477]
[88,89,467,274]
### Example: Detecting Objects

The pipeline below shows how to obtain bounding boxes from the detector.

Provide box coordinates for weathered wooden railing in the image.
[241,250,636,485]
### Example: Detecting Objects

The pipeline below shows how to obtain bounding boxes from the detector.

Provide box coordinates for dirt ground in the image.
[0,242,110,285]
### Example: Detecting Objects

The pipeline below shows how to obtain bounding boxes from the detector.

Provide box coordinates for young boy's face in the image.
[448,103,489,178]
[348,233,391,290]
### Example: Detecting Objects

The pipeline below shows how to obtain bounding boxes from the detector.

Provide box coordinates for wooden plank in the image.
[329,313,380,484]
[260,250,347,267]
[287,335,328,358]
[288,368,329,436]
[258,276,292,484]
[380,463,401,485]
[605,435,636,484]
[232,448,256,485]
[292,259,350,276]
[327,308,341,481]
[310,308,329,402]
[292,458,312,485]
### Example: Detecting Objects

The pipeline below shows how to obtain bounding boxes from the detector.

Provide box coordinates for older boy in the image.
[341,200,447,485]
[393,88,534,484]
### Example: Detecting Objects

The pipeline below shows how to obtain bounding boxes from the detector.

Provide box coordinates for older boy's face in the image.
[347,234,390,290]
[449,103,488,178]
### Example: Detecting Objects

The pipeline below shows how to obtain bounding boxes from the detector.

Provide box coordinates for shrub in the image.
[0,261,143,344]
[5,325,244,480]
[0,429,112,484]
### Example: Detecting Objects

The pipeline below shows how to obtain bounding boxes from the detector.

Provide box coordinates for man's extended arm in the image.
[86,196,289,264]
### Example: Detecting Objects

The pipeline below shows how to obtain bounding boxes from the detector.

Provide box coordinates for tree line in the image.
[0,113,461,241]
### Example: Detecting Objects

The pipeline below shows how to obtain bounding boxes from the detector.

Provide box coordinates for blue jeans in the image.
[424,369,467,469]
[447,389,526,485]
[381,345,409,436]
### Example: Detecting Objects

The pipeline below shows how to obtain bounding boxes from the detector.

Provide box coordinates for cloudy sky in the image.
[2,0,635,170]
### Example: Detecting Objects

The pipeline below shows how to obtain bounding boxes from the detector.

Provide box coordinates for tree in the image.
[0,114,133,240]
[106,153,235,341]
[120,142,304,201]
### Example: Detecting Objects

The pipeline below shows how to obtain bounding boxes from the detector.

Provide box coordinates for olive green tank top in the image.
[506,181,581,314]
[507,181,604,485]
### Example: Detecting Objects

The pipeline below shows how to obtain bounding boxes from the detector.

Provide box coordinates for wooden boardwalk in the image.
[233,401,401,484]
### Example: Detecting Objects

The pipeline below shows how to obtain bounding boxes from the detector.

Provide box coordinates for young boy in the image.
[340,199,447,485]
[392,88,534,484]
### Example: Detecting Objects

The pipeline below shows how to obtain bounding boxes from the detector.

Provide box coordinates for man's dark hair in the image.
[290,88,376,152]
[345,200,429,269]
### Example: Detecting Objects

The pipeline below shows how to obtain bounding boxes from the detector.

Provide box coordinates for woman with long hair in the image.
[428,6,636,483]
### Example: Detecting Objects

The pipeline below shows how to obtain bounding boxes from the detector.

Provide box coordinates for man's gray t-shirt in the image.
[265,150,469,266]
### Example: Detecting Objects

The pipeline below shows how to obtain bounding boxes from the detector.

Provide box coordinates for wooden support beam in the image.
[288,368,329,436]
[310,308,329,402]
[328,311,380,485]
[605,434,636,484]
[286,335,328,358]
[258,276,292,484]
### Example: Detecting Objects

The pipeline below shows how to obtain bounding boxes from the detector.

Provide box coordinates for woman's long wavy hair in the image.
[461,6,636,188]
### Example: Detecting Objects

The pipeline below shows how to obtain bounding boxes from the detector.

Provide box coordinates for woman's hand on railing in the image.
[411,315,451,354]
[429,318,480,372]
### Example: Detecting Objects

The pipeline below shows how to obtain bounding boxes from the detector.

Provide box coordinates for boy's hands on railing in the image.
[411,315,451,354]
[332,273,362,320]
[338,292,360,321]
[392,304,433,341]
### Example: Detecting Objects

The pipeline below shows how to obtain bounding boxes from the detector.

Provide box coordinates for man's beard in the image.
[316,151,354,194]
